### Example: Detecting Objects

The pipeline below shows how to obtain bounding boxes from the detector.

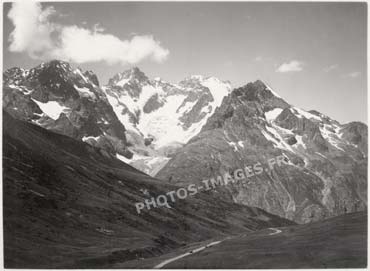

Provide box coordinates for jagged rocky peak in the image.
[153,76,166,83]
[3,59,132,159]
[6,60,99,89]
[37,59,72,71]
[4,60,71,86]
[151,76,174,89]
[107,66,149,87]
[233,80,276,100]
[227,80,290,113]
[181,74,208,83]
[181,74,205,82]
[179,75,226,89]
[28,60,73,81]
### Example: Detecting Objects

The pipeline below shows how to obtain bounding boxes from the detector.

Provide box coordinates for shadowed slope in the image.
[3,111,294,268]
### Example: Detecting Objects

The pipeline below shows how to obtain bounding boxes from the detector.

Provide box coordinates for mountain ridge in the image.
[156,80,367,223]
[3,60,133,158]
[3,60,367,223]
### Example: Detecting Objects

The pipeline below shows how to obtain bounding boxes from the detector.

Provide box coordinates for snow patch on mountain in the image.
[74,69,88,83]
[102,70,232,174]
[264,125,294,152]
[31,99,69,120]
[320,124,344,151]
[104,69,231,148]
[265,108,283,122]
[74,85,96,99]
[291,107,322,121]
[295,135,307,149]
[227,141,238,152]
[8,84,33,95]
[272,124,294,135]
[116,153,132,163]
[201,77,230,106]
[238,141,245,148]
[82,135,101,142]
[137,94,187,147]
[178,100,198,115]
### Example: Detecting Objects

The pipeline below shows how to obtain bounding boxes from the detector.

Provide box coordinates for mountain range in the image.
[156,80,367,223]
[3,60,367,223]
[2,60,367,267]
[4,60,232,175]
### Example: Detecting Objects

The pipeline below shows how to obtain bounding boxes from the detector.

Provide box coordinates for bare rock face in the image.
[3,60,131,158]
[340,121,368,154]
[156,80,367,223]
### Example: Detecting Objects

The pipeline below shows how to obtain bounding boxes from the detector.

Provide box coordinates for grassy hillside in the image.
[3,111,294,268]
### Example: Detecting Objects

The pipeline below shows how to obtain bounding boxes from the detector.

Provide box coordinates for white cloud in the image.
[324,64,338,73]
[7,1,56,58]
[54,26,169,64]
[347,71,361,78]
[276,60,304,73]
[7,2,169,65]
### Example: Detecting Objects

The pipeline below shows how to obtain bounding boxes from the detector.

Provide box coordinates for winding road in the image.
[268,227,282,235]
[154,227,283,269]
[154,240,222,268]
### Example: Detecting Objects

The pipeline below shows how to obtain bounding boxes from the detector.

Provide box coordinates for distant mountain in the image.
[3,111,294,268]
[156,80,367,223]
[102,67,231,174]
[3,61,367,224]
[3,61,232,175]
[3,60,132,158]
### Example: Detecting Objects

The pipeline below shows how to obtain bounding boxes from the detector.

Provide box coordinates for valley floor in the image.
[116,211,367,269]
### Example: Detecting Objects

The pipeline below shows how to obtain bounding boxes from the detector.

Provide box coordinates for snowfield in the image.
[31,99,69,120]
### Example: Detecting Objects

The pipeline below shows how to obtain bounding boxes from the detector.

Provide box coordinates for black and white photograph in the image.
[1,0,368,269]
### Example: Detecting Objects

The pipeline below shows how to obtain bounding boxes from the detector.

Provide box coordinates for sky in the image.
[2,1,367,124]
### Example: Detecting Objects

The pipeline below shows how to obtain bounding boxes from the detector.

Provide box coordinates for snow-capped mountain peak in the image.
[102,68,232,174]
[107,67,149,87]
[188,74,205,80]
